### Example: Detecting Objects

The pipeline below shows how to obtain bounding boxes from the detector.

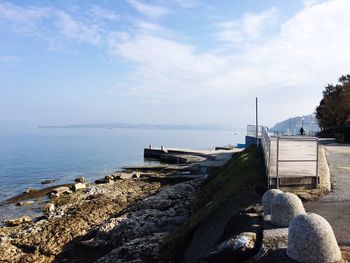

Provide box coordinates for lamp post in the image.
[256,97,258,146]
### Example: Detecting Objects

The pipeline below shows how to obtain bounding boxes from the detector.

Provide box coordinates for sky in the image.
[1,0,350,129]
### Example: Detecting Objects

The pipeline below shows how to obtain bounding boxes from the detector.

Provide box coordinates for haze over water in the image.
[0,127,244,203]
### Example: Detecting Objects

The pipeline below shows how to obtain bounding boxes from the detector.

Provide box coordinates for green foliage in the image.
[315,74,350,135]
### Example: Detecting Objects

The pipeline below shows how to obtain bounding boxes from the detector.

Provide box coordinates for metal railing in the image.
[247,124,262,138]
[261,127,319,189]
[261,126,271,177]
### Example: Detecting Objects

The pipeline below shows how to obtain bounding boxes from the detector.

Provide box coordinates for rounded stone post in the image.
[271,192,305,227]
[262,189,283,215]
[287,213,341,263]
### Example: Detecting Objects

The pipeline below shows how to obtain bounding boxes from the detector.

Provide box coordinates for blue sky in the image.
[1,0,350,128]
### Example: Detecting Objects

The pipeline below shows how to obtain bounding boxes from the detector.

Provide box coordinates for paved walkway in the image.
[268,137,318,179]
[304,142,350,247]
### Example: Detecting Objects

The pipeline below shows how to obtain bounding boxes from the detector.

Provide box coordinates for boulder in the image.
[16,200,34,206]
[271,192,305,227]
[95,178,107,184]
[116,173,133,180]
[204,232,257,262]
[75,176,85,183]
[95,177,113,184]
[262,189,283,215]
[73,183,86,191]
[5,216,32,226]
[41,179,55,185]
[104,175,113,181]
[132,172,141,179]
[43,203,55,213]
[52,186,72,195]
[287,213,341,263]
[49,192,60,199]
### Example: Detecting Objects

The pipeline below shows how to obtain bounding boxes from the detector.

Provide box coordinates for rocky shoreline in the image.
[0,148,237,262]
[0,172,204,262]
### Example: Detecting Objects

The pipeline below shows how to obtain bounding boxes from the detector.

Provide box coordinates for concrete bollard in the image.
[287,213,341,263]
[262,189,283,215]
[271,192,305,227]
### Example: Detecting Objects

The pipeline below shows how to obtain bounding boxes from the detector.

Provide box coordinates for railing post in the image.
[276,137,280,189]
[315,138,319,188]
[268,136,271,189]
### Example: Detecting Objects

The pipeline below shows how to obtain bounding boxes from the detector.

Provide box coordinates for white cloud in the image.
[2,0,350,125]
[107,0,350,125]
[0,2,105,46]
[55,11,102,45]
[216,7,280,44]
[301,0,324,7]
[126,0,170,19]
[89,5,119,21]
[0,2,49,35]
[174,0,201,9]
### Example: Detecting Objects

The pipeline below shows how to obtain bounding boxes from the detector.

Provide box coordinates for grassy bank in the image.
[159,146,266,262]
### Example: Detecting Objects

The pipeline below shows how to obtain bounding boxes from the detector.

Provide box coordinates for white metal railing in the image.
[261,126,271,177]
[247,124,262,137]
[261,126,319,189]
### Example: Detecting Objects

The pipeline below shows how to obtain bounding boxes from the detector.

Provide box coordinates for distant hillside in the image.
[271,114,320,134]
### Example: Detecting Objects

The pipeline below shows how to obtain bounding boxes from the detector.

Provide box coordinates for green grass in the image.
[159,146,266,262]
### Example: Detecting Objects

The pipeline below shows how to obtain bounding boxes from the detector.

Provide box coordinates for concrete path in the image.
[304,142,350,247]
[268,137,318,179]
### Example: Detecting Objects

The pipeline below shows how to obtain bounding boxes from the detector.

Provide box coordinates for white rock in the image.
[43,203,55,213]
[117,173,133,180]
[49,192,60,199]
[73,183,86,191]
[53,186,72,195]
[287,213,341,263]
[132,172,141,179]
[262,189,283,215]
[271,192,305,227]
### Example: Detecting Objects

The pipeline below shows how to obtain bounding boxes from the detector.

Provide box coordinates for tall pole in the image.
[256,97,259,148]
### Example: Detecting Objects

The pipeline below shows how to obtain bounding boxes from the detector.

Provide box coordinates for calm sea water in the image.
[0,126,245,221]
[0,127,245,204]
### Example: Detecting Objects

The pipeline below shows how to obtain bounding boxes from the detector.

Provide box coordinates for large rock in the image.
[52,186,72,195]
[96,233,165,263]
[83,181,201,249]
[287,213,341,263]
[271,192,305,227]
[262,189,283,215]
[42,203,55,213]
[73,183,86,191]
[5,216,32,226]
[41,179,55,185]
[204,232,257,262]
[75,176,85,183]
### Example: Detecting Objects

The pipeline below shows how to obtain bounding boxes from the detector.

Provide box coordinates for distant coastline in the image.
[38,123,232,131]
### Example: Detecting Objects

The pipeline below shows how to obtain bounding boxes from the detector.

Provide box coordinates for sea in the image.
[0,126,244,220]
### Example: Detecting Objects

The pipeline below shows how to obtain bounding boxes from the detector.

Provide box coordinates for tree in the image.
[315,75,350,137]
